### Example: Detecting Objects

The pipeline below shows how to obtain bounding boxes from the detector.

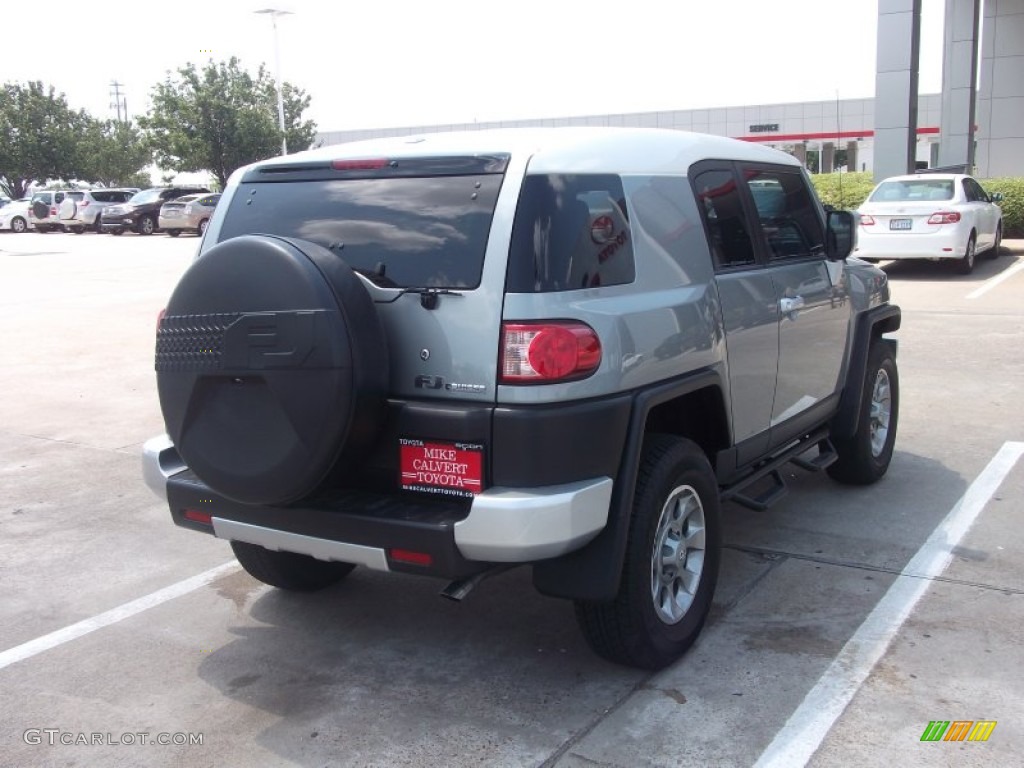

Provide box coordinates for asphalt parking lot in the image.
[1,230,1022,767]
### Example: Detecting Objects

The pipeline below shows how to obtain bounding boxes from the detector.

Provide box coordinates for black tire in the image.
[993,223,1003,257]
[828,340,899,485]
[72,226,84,234]
[166,229,180,237]
[110,228,124,236]
[231,540,355,591]
[197,218,209,236]
[138,215,156,235]
[574,435,721,670]
[11,216,26,234]
[955,233,976,274]
[93,218,103,233]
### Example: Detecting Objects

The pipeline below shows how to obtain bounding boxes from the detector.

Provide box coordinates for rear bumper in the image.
[143,434,612,577]
[854,229,966,260]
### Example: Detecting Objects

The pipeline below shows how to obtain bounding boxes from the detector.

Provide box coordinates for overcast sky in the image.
[6,0,947,133]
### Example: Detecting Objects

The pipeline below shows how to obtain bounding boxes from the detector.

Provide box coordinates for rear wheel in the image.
[574,435,720,670]
[231,541,355,591]
[166,229,180,237]
[10,217,26,233]
[138,215,156,235]
[955,233,976,274]
[198,218,209,236]
[828,340,899,485]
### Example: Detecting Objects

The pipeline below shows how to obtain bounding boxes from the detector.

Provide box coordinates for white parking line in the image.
[966,258,1024,299]
[754,440,1024,768]
[0,561,239,672]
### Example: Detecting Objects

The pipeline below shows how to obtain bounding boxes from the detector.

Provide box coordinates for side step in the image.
[730,469,787,511]
[721,431,835,512]
[791,438,838,472]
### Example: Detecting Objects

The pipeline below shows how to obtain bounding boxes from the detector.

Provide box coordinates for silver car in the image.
[159,193,221,237]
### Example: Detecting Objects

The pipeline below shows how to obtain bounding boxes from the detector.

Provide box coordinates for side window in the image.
[742,168,826,261]
[508,174,635,292]
[965,178,987,202]
[962,180,978,202]
[55,192,65,204]
[692,169,756,269]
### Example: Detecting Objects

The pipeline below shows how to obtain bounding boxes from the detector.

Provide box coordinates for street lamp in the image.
[255,8,292,156]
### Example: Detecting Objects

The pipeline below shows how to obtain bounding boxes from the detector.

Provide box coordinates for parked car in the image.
[144,128,901,670]
[856,173,1004,274]
[159,193,221,237]
[29,191,83,233]
[100,186,209,235]
[58,188,139,233]
[0,197,33,233]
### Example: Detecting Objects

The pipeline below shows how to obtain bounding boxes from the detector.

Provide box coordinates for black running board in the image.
[722,431,836,511]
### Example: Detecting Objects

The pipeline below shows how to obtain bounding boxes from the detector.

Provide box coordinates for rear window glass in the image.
[218,175,502,289]
[870,179,953,202]
[507,174,635,292]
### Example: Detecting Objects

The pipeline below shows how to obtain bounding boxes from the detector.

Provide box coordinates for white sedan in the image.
[855,173,1003,274]
[0,197,33,233]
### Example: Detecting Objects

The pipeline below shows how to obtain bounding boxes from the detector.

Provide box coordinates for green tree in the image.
[0,81,91,198]
[78,120,153,188]
[139,57,317,188]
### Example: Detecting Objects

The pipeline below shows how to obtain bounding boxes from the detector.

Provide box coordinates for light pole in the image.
[255,8,292,156]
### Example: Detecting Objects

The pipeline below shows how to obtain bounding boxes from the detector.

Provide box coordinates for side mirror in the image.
[992,192,1004,203]
[826,210,855,261]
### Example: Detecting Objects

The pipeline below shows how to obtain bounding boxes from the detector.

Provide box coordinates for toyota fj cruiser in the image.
[143,128,901,670]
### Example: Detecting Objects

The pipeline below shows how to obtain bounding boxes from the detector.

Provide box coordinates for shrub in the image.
[981,178,1024,237]
[809,172,876,211]
[811,173,1024,237]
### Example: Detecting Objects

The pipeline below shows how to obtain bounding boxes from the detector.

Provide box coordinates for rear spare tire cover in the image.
[156,235,388,505]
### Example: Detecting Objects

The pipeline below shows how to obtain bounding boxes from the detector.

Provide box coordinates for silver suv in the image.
[143,128,901,669]
[58,188,139,233]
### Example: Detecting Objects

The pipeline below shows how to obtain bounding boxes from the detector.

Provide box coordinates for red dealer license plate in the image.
[399,439,484,498]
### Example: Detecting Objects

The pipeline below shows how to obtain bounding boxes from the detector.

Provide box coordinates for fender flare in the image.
[533,368,726,601]
[832,304,901,440]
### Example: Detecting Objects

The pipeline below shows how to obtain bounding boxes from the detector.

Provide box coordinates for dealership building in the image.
[317,0,1023,180]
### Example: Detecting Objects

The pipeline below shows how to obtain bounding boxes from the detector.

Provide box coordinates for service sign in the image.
[400,439,484,498]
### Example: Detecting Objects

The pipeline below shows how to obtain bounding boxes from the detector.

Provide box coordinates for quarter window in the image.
[508,174,635,292]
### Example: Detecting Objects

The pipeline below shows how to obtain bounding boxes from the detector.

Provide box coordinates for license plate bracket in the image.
[400,439,484,498]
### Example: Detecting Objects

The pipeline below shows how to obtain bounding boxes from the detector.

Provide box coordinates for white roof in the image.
[254,127,800,176]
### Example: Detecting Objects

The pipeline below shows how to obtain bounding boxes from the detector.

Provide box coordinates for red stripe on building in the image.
[738,127,940,142]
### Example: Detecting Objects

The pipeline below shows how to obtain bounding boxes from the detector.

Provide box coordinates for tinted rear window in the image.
[218,176,502,289]
[507,174,635,292]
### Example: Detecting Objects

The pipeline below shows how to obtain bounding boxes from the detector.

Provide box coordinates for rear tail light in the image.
[80,200,89,207]
[859,214,875,226]
[500,322,601,383]
[928,211,961,225]
[49,206,57,216]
